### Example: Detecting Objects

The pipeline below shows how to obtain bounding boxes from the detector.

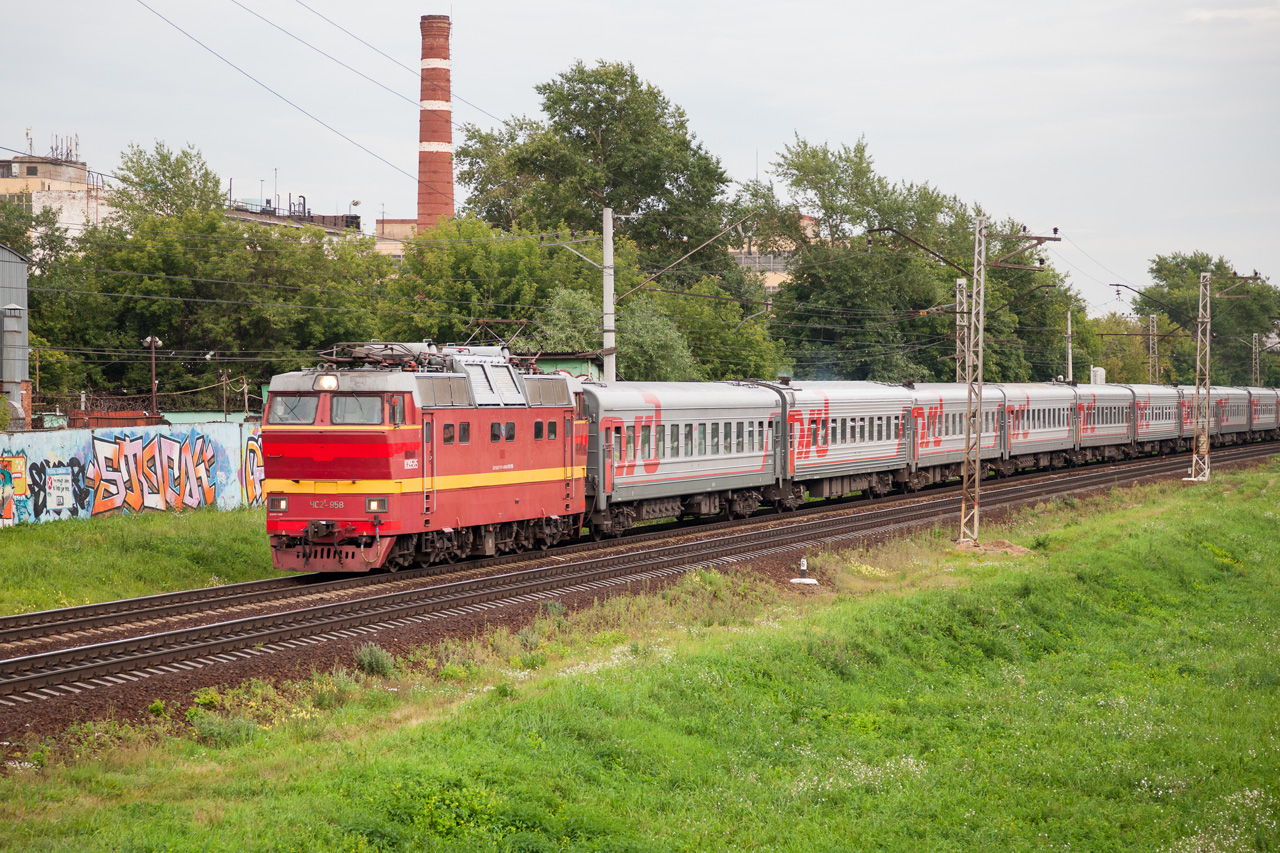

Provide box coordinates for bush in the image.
[355,643,395,677]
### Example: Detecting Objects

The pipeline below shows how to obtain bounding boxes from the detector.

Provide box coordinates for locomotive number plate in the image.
[309,499,345,509]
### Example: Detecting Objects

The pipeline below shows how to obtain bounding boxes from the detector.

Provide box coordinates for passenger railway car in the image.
[901,383,1002,489]
[580,382,782,536]
[1247,387,1280,436]
[265,342,1279,572]
[264,343,585,571]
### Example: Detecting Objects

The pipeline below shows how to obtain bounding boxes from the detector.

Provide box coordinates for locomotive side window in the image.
[491,423,502,442]
[268,394,318,425]
[534,421,544,440]
[424,422,432,443]
[505,422,516,441]
[443,424,455,444]
[460,422,470,444]
[331,395,382,425]
[548,420,557,440]
[390,395,405,425]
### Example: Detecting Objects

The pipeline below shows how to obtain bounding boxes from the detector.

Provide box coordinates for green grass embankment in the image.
[2,466,1279,851]
[0,508,273,615]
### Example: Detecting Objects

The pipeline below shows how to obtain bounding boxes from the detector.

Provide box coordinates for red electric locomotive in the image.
[263,343,587,572]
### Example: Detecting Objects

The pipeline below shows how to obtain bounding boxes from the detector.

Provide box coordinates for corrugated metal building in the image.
[0,243,30,428]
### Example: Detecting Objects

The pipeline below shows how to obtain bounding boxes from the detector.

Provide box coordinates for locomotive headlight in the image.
[365,497,388,513]
[268,496,289,512]
[313,373,339,391]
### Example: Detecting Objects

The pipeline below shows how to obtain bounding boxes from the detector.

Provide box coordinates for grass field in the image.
[0,507,274,615]
[2,465,1278,851]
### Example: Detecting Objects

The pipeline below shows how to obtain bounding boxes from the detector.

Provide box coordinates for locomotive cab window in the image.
[460,422,470,444]
[505,422,516,441]
[331,395,383,425]
[548,420,557,440]
[267,394,319,425]
[443,424,455,445]
[491,422,502,442]
[534,421,544,440]
[389,395,405,425]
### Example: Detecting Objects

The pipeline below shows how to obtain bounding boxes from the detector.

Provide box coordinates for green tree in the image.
[382,216,627,345]
[1134,252,1277,385]
[457,61,731,274]
[108,141,225,225]
[76,211,387,395]
[528,288,700,381]
[654,278,787,380]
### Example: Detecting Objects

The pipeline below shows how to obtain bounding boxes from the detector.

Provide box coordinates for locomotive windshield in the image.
[268,394,319,425]
[331,395,383,425]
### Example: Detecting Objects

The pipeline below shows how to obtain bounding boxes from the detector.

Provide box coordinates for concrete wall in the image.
[0,422,265,527]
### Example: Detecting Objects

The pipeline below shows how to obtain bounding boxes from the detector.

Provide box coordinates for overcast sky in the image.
[10,0,1279,314]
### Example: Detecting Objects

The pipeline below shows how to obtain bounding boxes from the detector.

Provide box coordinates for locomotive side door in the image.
[422,411,435,519]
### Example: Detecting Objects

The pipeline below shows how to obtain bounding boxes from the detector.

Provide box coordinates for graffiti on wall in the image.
[0,456,27,528]
[0,422,261,525]
[86,433,218,516]
[240,429,265,507]
[27,458,91,520]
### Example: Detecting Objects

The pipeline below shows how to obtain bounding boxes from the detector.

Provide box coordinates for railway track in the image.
[0,442,1273,705]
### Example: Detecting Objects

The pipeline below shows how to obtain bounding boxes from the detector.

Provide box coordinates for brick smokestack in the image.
[417,14,454,230]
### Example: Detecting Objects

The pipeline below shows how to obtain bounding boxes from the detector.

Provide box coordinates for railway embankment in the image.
[2,461,1279,850]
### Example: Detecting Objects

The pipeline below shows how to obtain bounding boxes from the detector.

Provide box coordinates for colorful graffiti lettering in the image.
[86,433,217,516]
[241,431,266,507]
[0,456,21,527]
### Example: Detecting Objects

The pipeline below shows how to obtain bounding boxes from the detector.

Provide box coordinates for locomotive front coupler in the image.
[304,520,338,543]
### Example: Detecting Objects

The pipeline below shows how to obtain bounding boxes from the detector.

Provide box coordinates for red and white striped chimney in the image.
[417,14,454,230]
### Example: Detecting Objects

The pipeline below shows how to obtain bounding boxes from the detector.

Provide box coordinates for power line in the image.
[289,0,509,125]
[132,0,445,201]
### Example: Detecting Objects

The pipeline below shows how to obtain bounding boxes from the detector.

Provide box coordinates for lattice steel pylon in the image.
[1148,314,1158,384]
[1186,272,1212,483]
[959,218,986,543]
[955,277,967,382]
